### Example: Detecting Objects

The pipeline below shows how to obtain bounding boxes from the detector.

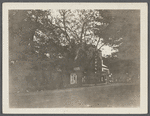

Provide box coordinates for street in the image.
[9,83,140,108]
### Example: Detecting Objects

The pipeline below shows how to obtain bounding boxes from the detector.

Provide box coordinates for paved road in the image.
[9,83,140,108]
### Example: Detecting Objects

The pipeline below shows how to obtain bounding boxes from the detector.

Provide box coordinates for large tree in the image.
[9,10,123,69]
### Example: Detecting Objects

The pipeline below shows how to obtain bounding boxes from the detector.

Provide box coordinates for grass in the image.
[9,83,140,108]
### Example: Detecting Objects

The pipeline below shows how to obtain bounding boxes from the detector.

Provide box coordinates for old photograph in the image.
[3,3,148,114]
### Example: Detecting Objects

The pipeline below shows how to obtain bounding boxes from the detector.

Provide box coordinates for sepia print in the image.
[3,3,148,114]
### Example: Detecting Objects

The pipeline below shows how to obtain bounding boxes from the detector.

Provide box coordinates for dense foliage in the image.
[9,10,124,70]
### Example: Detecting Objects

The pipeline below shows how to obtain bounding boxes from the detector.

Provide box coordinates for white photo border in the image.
[3,3,148,114]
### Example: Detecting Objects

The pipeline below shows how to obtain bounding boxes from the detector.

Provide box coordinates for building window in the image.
[70,73,77,84]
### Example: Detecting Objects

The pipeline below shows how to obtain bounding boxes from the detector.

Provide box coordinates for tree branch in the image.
[98,43,105,50]
[96,37,101,48]
[80,22,86,42]
[60,11,71,43]
[66,26,80,40]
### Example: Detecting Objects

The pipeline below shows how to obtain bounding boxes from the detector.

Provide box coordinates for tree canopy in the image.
[10,10,123,60]
[9,9,140,72]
